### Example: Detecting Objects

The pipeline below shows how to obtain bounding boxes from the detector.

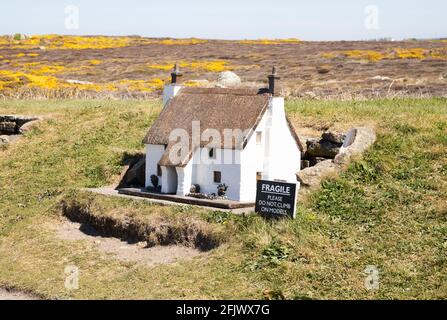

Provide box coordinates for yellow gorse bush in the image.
[148,60,230,72]
[0,35,208,50]
[343,50,386,62]
[322,48,447,62]
[118,79,164,92]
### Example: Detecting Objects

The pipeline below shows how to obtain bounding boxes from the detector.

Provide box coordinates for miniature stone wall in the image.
[297,127,376,194]
[0,115,41,146]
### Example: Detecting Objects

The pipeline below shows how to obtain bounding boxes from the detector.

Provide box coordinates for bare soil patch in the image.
[0,288,40,300]
[56,221,202,266]
[60,196,223,251]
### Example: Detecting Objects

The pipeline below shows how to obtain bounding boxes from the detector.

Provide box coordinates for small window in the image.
[209,148,216,159]
[256,172,263,181]
[157,165,162,177]
[213,171,222,183]
[256,132,262,145]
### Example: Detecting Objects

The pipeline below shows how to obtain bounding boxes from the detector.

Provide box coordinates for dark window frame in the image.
[209,148,216,159]
[213,171,222,183]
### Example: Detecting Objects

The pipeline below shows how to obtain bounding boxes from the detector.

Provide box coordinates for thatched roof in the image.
[144,87,302,167]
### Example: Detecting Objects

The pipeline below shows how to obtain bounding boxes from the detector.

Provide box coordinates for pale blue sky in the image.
[0,0,445,40]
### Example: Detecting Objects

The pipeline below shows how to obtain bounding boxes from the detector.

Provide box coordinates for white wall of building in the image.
[266,97,301,182]
[163,85,182,106]
[239,97,301,202]
[161,166,177,194]
[189,148,242,200]
[176,160,193,196]
[145,144,165,188]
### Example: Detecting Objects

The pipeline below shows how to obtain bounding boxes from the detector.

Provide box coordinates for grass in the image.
[0,98,446,299]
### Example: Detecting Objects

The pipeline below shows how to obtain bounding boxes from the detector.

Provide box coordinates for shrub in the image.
[150,174,159,188]
[217,183,228,196]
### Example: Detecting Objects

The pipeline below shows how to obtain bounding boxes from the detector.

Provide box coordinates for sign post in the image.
[255,180,299,219]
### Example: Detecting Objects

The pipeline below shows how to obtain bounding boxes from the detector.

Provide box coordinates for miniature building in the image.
[143,66,303,202]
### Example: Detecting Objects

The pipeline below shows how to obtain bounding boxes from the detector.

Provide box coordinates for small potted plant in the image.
[150,175,161,192]
[217,183,228,197]
[190,184,201,194]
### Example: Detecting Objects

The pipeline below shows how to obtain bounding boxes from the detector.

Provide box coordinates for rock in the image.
[124,157,146,187]
[12,33,29,41]
[301,160,310,170]
[0,135,10,145]
[306,140,340,158]
[66,79,94,85]
[296,160,339,187]
[322,131,346,145]
[309,157,327,166]
[18,120,39,134]
[334,127,376,165]
[216,71,241,87]
[297,127,377,192]
[0,122,17,134]
[317,65,331,74]
[303,91,317,99]
[372,75,392,81]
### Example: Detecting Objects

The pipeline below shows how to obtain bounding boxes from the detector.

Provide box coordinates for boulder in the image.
[322,131,346,145]
[296,160,339,187]
[334,127,376,165]
[306,140,340,158]
[216,71,241,87]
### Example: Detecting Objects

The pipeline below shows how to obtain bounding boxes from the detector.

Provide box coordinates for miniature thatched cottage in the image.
[144,66,303,202]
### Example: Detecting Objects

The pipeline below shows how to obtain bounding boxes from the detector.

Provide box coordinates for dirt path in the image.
[0,288,39,300]
[56,221,203,266]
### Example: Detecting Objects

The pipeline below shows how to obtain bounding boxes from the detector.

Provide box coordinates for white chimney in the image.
[163,64,183,106]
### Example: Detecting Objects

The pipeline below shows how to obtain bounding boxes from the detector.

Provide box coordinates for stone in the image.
[301,160,310,170]
[303,91,317,99]
[216,71,241,87]
[309,157,327,166]
[335,127,376,165]
[306,140,340,158]
[0,122,17,134]
[66,79,94,85]
[296,160,339,187]
[322,131,346,145]
[372,75,392,81]
[317,65,331,74]
[0,135,10,145]
[124,157,146,187]
[297,127,377,192]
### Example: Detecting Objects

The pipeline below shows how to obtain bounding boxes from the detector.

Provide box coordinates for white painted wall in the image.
[189,147,242,200]
[163,85,182,106]
[161,166,178,194]
[239,97,301,202]
[145,144,165,188]
[266,97,301,182]
[176,160,193,196]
